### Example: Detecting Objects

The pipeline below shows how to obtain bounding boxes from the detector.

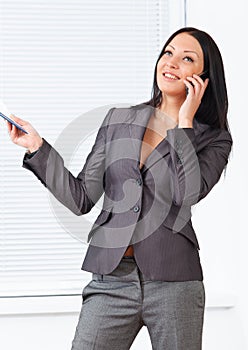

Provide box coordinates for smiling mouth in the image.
[162,72,180,80]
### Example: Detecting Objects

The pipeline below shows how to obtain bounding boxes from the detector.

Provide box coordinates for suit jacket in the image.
[23,103,233,281]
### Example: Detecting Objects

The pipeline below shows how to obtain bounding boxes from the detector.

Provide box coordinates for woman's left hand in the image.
[178,74,209,126]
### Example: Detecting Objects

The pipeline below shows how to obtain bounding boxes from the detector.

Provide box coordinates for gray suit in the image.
[23,103,233,281]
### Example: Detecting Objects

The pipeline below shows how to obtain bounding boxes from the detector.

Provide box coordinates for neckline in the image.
[138,111,178,171]
[154,107,178,125]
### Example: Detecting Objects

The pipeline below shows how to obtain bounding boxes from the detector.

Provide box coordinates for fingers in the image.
[9,114,27,125]
[6,120,12,133]
[184,74,209,98]
[6,117,22,138]
[193,74,209,94]
[184,79,194,94]
[185,76,202,94]
[8,123,19,140]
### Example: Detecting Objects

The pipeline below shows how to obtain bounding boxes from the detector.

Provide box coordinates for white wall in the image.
[0,296,151,349]
[0,294,242,350]
[0,1,247,349]
[187,0,248,349]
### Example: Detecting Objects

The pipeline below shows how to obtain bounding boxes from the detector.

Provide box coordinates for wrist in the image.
[178,119,193,128]
[27,137,43,153]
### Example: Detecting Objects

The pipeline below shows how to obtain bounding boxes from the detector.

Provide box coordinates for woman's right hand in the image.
[7,115,43,153]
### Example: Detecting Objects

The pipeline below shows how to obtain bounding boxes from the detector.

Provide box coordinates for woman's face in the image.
[156,32,204,96]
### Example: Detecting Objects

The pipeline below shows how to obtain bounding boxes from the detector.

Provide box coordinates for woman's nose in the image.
[165,59,178,69]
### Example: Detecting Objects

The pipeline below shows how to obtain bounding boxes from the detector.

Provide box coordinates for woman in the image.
[7,27,232,349]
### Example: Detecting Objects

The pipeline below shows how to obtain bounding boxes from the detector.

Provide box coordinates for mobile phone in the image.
[0,99,28,134]
[186,70,209,95]
[0,112,28,134]
[199,70,209,81]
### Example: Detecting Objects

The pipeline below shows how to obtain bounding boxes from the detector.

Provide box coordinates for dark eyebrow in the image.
[184,50,199,58]
[166,44,199,58]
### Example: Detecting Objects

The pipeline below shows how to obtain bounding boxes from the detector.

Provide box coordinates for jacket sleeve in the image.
[166,127,233,206]
[22,107,115,215]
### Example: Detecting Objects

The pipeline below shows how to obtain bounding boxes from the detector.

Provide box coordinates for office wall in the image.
[187,0,247,349]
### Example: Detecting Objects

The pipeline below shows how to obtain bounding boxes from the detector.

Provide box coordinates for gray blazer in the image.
[23,103,233,281]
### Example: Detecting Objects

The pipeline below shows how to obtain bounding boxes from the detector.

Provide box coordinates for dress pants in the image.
[71,256,205,350]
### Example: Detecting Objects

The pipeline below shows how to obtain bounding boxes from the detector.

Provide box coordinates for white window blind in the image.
[0,0,184,297]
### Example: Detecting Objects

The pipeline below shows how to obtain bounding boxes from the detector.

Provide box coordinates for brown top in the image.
[123,112,171,257]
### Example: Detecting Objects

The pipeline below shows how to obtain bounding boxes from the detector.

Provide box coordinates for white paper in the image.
[0,99,11,117]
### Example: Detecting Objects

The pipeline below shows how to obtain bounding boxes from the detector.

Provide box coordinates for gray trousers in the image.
[71,256,205,350]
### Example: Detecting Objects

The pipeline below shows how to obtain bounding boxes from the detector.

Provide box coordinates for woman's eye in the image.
[184,56,194,63]
[164,50,172,56]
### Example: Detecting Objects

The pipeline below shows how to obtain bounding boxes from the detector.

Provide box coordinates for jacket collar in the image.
[128,103,210,172]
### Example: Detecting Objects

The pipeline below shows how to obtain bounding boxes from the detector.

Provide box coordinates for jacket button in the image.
[133,205,140,212]
[136,178,142,186]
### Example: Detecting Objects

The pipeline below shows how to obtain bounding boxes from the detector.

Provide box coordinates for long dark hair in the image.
[143,27,231,133]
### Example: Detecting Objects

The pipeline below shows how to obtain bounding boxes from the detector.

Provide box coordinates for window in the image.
[0,0,184,297]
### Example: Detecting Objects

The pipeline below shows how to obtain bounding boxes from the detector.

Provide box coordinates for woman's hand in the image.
[7,115,43,153]
[178,74,209,127]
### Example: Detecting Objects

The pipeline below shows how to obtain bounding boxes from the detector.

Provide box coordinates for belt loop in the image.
[137,266,144,282]
[93,273,103,281]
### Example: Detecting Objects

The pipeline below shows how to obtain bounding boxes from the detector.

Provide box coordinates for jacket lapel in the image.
[128,103,211,172]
